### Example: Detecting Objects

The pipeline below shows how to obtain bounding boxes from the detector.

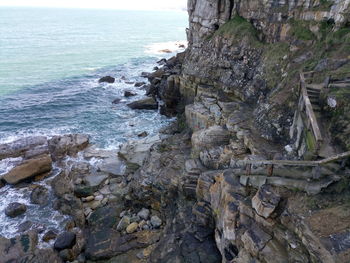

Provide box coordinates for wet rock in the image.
[18,221,33,232]
[134,82,146,87]
[150,216,162,228]
[125,81,135,85]
[54,232,76,251]
[141,72,150,78]
[5,202,27,218]
[137,208,150,220]
[48,134,89,161]
[127,97,158,110]
[43,230,58,242]
[252,184,281,219]
[124,90,137,97]
[30,185,49,205]
[3,154,52,184]
[138,131,148,138]
[98,76,115,83]
[126,222,139,234]
[0,136,47,160]
[112,98,121,104]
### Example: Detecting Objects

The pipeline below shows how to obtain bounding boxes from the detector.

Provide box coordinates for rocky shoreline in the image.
[1,0,350,262]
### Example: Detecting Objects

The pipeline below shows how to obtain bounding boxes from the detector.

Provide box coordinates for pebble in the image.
[150,216,162,228]
[126,222,139,234]
[137,208,150,220]
[82,196,94,202]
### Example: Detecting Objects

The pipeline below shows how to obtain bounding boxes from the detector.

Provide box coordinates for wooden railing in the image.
[299,73,323,152]
[230,151,350,178]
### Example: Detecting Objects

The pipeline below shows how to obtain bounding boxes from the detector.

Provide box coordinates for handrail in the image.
[233,151,350,168]
[300,73,323,146]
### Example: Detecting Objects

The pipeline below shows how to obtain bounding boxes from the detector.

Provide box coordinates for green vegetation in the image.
[211,16,261,46]
[290,19,316,41]
[305,130,316,153]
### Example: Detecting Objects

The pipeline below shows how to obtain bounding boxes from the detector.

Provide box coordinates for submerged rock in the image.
[5,202,27,218]
[124,90,137,97]
[30,185,49,206]
[98,76,115,83]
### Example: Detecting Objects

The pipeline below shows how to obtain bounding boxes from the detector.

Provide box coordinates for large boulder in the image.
[5,202,27,218]
[54,232,76,251]
[2,154,52,184]
[48,134,89,161]
[127,97,158,110]
[0,136,47,160]
[98,76,115,83]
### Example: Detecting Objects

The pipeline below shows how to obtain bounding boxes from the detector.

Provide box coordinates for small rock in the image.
[141,72,150,78]
[138,131,148,138]
[142,224,150,230]
[54,232,76,251]
[82,196,95,202]
[126,222,139,234]
[43,230,58,242]
[117,216,130,231]
[98,76,115,83]
[134,82,146,87]
[150,216,162,228]
[137,208,150,220]
[5,202,27,218]
[124,91,137,97]
[112,98,121,104]
[125,81,135,85]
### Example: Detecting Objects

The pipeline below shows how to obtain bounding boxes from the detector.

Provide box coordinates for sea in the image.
[0,7,188,147]
[0,7,187,240]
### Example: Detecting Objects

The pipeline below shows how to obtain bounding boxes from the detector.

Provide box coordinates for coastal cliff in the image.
[1,1,350,263]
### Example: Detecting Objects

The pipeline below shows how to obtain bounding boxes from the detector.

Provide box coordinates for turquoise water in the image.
[0,7,187,147]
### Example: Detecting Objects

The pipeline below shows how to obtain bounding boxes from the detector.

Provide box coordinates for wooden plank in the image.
[318,151,350,164]
[300,73,323,144]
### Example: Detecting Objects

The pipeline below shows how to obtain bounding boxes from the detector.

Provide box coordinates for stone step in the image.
[306,88,321,94]
[306,84,323,91]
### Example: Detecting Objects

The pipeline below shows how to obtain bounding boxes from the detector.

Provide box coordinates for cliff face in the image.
[171,0,350,262]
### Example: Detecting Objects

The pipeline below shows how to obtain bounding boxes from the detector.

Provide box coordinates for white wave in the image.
[144,41,187,55]
[0,157,23,176]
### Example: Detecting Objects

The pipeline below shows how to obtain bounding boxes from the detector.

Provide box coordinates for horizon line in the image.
[0,5,188,12]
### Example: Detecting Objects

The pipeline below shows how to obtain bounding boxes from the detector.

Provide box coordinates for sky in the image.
[0,0,187,11]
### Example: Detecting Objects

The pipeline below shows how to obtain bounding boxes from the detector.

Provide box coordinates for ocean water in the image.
[0,7,188,147]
